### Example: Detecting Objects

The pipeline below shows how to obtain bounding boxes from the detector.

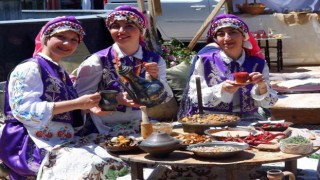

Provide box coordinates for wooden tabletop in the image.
[114,147,318,168]
[111,128,319,179]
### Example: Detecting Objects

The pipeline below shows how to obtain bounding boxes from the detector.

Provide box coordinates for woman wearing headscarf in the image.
[0,16,129,179]
[75,5,173,136]
[178,14,278,123]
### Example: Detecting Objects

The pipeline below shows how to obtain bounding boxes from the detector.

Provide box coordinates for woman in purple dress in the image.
[0,16,129,179]
[179,14,278,124]
[75,5,173,136]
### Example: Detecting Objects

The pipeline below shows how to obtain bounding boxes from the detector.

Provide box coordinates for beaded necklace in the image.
[113,50,142,83]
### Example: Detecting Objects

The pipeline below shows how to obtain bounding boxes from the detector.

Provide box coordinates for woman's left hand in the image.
[249,72,266,86]
[90,106,115,116]
[249,72,268,94]
[144,62,159,79]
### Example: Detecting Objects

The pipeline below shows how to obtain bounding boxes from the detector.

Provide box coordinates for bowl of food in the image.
[280,136,313,155]
[253,122,293,131]
[179,113,240,134]
[174,133,213,148]
[187,141,249,159]
[100,135,140,152]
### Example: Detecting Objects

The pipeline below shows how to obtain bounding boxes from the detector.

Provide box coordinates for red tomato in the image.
[262,123,269,127]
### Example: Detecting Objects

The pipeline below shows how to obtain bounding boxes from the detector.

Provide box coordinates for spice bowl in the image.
[279,136,313,155]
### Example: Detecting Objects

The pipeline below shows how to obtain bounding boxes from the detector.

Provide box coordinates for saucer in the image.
[232,81,251,86]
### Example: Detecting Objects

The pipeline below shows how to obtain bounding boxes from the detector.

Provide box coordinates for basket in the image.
[237,3,266,15]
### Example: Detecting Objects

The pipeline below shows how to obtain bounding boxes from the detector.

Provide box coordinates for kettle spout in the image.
[108,80,138,102]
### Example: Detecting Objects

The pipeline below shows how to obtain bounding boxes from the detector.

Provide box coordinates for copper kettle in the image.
[114,64,167,108]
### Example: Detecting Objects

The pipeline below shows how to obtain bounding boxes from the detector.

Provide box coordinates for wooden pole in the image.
[137,0,162,54]
[137,0,154,51]
[187,0,226,51]
[225,0,234,14]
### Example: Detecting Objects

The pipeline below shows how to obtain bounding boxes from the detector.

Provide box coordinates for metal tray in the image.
[186,142,249,159]
[204,127,258,140]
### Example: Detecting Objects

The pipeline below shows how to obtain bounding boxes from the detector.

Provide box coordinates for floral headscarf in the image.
[105,5,147,33]
[33,16,85,57]
[207,14,252,49]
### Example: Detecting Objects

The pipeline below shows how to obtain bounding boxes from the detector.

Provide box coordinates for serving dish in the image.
[280,136,313,155]
[103,145,140,152]
[179,113,240,134]
[174,133,213,148]
[186,141,249,159]
[204,127,258,141]
[253,122,293,131]
[100,135,140,152]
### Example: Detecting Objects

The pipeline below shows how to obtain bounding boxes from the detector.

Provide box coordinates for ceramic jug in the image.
[115,64,167,108]
[267,169,295,180]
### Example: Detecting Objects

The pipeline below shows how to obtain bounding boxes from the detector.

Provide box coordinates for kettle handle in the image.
[107,80,138,102]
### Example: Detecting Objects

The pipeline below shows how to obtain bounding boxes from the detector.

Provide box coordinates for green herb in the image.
[281,136,311,145]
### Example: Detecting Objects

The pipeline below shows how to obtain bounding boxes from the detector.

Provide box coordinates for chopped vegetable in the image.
[281,136,311,145]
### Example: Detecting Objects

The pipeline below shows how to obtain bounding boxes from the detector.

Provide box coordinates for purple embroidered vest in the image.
[199,51,265,115]
[95,46,160,111]
[0,56,81,178]
[4,56,80,124]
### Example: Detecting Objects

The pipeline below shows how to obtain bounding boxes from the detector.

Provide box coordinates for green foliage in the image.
[160,39,196,68]
[105,167,130,180]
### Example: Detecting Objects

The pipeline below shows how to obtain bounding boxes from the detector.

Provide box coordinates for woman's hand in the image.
[116,92,141,108]
[249,72,265,85]
[249,72,268,94]
[77,92,101,110]
[222,80,241,94]
[144,62,159,79]
[90,106,115,116]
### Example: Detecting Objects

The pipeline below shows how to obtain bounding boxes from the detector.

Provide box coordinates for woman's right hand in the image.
[222,80,241,94]
[77,92,101,110]
[116,92,141,108]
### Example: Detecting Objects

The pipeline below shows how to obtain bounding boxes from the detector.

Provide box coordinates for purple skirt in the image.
[0,120,46,179]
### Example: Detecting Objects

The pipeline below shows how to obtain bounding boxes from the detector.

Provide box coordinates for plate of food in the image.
[100,135,140,152]
[186,141,249,159]
[204,127,258,140]
[253,122,293,131]
[179,113,240,134]
[173,133,213,148]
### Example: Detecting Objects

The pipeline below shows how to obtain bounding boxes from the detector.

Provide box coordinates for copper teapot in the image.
[114,64,167,108]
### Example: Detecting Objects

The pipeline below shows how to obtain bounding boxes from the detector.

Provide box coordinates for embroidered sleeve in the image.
[75,54,103,96]
[188,57,228,107]
[8,62,53,126]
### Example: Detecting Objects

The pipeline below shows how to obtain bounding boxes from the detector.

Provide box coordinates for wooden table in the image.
[114,146,319,180]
